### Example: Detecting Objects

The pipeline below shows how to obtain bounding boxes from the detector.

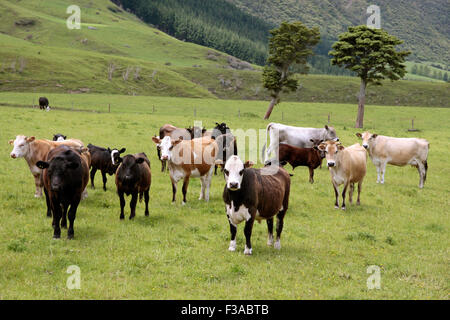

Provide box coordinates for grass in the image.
[0,93,448,299]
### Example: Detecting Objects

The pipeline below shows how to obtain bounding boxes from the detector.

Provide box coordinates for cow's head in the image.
[52,134,66,141]
[116,154,145,186]
[215,122,229,134]
[108,147,126,166]
[36,149,80,192]
[9,135,35,159]
[152,136,182,161]
[356,132,378,150]
[318,140,345,168]
[324,125,339,142]
[311,138,325,158]
[223,155,253,191]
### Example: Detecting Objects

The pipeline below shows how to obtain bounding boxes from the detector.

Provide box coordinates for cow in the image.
[262,123,339,164]
[52,134,67,141]
[356,132,429,188]
[265,139,325,183]
[318,141,367,210]
[36,146,89,239]
[222,155,291,255]
[115,153,151,220]
[39,97,49,110]
[87,144,126,191]
[152,136,217,204]
[9,135,84,198]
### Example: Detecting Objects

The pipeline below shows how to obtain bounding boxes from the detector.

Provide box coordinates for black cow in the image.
[52,133,67,141]
[39,97,49,110]
[36,146,89,239]
[115,153,151,220]
[222,156,291,255]
[87,143,125,191]
[211,122,235,175]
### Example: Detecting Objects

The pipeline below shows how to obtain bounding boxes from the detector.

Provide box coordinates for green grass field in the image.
[0,93,448,299]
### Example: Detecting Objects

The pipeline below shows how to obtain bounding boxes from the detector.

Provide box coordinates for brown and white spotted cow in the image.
[222,156,291,255]
[9,135,84,198]
[152,135,218,204]
[318,141,367,210]
[356,132,429,188]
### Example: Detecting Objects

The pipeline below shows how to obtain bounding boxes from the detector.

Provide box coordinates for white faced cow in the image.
[9,135,84,198]
[262,123,339,163]
[152,135,218,204]
[356,132,429,188]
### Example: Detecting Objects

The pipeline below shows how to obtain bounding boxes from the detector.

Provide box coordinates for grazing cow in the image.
[262,123,339,163]
[9,135,84,197]
[318,141,367,210]
[115,153,151,220]
[87,144,126,191]
[39,97,49,110]
[356,132,429,188]
[36,146,89,239]
[152,136,217,204]
[222,156,290,255]
[52,134,67,141]
[266,139,325,183]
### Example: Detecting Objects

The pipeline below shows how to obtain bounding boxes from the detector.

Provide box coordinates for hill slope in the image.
[228,0,450,64]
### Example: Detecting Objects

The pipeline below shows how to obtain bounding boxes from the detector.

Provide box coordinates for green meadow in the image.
[0,93,448,299]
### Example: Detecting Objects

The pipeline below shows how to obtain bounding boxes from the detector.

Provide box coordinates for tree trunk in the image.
[264,96,278,120]
[355,79,367,128]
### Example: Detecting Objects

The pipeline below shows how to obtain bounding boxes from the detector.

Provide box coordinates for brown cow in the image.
[222,156,291,255]
[9,135,84,197]
[152,135,217,204]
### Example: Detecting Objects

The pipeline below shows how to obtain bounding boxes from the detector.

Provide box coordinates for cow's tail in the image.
[261,123,273,164]
[261,143,267,164]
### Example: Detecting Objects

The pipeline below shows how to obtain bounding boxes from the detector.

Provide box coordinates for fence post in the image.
[328,113,331,124]
[109,104,111,113]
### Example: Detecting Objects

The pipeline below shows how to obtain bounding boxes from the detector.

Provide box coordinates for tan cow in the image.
[356,132,429,188]
[318,141,367,210]
[152,135,217,204]
[9,135,84,198]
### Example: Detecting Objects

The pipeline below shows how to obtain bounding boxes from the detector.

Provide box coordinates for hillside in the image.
[0,0,448,107]
[228,0,450,65]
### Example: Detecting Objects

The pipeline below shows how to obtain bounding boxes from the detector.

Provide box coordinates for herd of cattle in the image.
[8,121,429,254]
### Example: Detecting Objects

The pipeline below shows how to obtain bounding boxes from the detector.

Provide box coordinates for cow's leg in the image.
[61,204,68,229]
[309,166,314,184]
[417,161,425,188]
[228,219,237,252]
[380,162,387,184]
[101,171,107,191]
[44,188,52,217]
[51,199,62,239]
[129,192,138,219]
[144,189,150,216]
[118,190,126,220]
[67,199,80,240]
[357,181,363,205]
[214,165,218,175]
[243,216,255,255]
[204,167,214,202]
[90,168,97,189]
[34,174,42,198]
[266,218,274,246]
[182,176,190,205]
[275,210,287,250]
[341,182,349,210]
[199,176,206,200]
[349,183,354,204]
[332,181,339,209]
[376,164,381,183]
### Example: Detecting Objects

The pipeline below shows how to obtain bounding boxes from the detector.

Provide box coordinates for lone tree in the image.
[329,25,410,128]
[262,21,320,119]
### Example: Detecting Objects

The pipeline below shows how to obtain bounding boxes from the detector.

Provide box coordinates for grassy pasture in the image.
[0,93,448,299]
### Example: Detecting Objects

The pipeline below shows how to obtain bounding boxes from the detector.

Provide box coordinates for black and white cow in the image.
[222,156,291,255]
[52,133,67,142]
[39,97,49,110]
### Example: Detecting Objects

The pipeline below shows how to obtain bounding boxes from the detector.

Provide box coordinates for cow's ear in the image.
[26,136,35,143]
[67,162,79,169]
[337,145,345,151]
[325,125,329,130]
[36,161,49,169]
[119,148,126,154]
[136,157,145,164]
[244,160,254,168]
[356,133,362,138]
[371,134,378,139]
[151,136,161,144]
[8,139,14,145]
[318,143,326,151]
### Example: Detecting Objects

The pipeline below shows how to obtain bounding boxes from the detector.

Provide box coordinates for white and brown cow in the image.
[9,135,84,197]
[152,135,218,204]
[222,156,291,255]
[356,132,429,188]
[318,141,367,210]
